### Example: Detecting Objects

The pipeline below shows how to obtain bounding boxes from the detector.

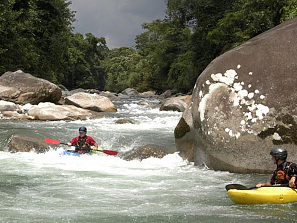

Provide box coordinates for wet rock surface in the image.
[122,145,170,161]
[7,135,49,153]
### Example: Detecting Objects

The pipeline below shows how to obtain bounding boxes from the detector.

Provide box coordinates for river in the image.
[0,98,297,222]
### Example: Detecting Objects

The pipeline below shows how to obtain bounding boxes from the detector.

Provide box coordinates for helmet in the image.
[270,147,287,160]
[79,127,87,132]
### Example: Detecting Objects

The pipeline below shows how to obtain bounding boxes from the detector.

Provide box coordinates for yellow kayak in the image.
[228,187,297,204]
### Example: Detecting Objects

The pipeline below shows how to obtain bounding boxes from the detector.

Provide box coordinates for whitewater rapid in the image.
[0,98,297,222]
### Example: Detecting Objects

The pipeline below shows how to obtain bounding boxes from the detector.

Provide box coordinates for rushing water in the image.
[0,98,297,223]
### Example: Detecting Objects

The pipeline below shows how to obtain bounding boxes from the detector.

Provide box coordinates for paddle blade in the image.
[45,138,61,145]
[225,184,249,191]
[102,150,118,156]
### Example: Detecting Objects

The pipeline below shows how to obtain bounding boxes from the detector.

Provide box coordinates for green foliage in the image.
[103,47,148,92]
[1,0,297,93]
[0,0,75,82]
[0,0,109,90]
[63,33,109,89]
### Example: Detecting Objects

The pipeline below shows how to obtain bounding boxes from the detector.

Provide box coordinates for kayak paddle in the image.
[45,138,118,156]
[225,183,289,191]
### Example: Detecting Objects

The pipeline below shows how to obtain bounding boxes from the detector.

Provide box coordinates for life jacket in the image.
[276,162,293,182]
[75,136,90,153]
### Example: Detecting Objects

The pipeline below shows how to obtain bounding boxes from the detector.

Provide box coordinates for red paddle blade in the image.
[45,138,61,145]
[102,150,118,156]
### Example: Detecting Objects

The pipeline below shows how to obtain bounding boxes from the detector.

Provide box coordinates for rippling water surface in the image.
[0,98,296,222]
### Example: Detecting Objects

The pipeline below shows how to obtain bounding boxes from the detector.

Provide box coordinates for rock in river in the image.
[122,145,167,161]
[28,102,102,121]
[115,118,135,124]
[160,95,192,112]
[65,92,117,112]
[0,70,62,104]
[121,88,139,97]
[7,135,49,153]
[0,100,17,111]
[175,17,297,173]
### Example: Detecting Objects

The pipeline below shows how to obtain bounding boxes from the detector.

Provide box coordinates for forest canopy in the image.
[1,0,297,93]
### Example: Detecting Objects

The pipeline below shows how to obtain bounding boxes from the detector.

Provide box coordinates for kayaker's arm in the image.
[91,143,99,151]
[289,176,296,188]
[256,182,272,188]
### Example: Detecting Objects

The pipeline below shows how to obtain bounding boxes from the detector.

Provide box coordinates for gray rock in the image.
[0,70,61,104]
[121,88,139,97]
[117,93,130,99]
[137,100,149,106]
[139,91,157,98]
[98,91,119,101]
[122,145,168,161]
[2,111,34,120]
[0,100,17,111]
[175,17,297,173]
[7,135,49,153]
[115,118,135,124]
[160,90,177,98]
[28,102,103,120]
[65,92,117,112]
[160,95,191,112]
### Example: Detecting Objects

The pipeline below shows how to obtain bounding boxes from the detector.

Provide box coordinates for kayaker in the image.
[67,127,98,154]
[256,147,297,188]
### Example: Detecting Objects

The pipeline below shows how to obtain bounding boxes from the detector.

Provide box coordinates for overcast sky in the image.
[69,0,167,49]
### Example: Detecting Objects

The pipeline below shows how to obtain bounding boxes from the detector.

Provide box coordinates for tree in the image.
[63,33,109,89]
[0,0,75,83]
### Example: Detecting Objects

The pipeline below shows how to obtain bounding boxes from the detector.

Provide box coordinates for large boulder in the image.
[7,135,49,153]
[65,92,117,112]
[0,70,62,104]
[28,102,103,120]
[160,95,192,112]
[175,17,297,173]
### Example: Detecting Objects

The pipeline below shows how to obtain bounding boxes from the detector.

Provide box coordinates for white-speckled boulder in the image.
[0,70,62,104]
[175,17,297,173]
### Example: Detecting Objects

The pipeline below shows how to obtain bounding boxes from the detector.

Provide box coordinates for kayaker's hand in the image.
[67,143,72,146]
[256,183,262,188]
[92,147,98,151]
[289,177,296,188]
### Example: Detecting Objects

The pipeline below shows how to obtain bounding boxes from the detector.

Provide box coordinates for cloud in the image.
[69,0,167,48]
